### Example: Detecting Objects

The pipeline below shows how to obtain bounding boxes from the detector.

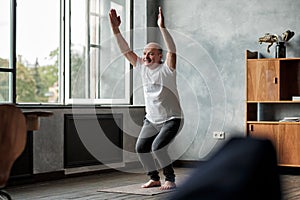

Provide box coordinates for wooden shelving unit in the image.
[246,50,300,166]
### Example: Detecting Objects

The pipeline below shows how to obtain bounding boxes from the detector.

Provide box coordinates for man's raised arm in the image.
[157,7,177,70]
[109,9,138,67]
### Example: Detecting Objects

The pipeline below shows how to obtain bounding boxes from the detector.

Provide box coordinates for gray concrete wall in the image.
[150,0,300,160]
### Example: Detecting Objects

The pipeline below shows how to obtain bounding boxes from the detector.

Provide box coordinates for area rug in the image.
[98,183,176,196]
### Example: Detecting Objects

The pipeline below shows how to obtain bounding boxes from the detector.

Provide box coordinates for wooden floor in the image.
[3,167,300,200]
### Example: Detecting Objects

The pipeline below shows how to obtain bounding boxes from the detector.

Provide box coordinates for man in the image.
[109,6,183,190]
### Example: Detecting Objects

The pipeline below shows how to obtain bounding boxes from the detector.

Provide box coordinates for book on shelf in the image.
[279,117,300,122]
[292,96,300,101]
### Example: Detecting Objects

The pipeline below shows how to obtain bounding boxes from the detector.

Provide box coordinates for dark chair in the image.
[169,137,282,200]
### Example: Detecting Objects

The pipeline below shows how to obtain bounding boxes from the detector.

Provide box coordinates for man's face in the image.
[143,44,162,67]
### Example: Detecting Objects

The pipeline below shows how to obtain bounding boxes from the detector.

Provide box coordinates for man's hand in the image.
[109,9,121,33]
[157,6,165,28]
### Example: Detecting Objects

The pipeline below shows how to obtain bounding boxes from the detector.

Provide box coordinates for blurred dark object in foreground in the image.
[169,137,281,200]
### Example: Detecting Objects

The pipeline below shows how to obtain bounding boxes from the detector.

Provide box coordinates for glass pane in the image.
[0,1,10,68]
[70,0,87,99]
[16,0,60,103]
[89,0,100,46]
[70,43,87,99]
[0,72,12,102]
[69,0,129,103]
[100,2,126,100]
[90,47,99,99]
[133,0,147,105]
[90,15,100,45]
[90,0,99,14]
[100,56,125,99]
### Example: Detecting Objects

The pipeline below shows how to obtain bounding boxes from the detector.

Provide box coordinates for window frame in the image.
[64,0,132,105]
[2,0,133,105]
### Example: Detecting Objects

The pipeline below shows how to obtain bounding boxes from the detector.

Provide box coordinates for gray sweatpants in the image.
[135,118,182,182]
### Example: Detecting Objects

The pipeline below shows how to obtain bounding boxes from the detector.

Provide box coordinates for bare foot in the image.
[159,181,176,190]
[141,180,161,188]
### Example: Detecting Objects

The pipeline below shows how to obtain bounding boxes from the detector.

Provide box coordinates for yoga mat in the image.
[98,183,176,196]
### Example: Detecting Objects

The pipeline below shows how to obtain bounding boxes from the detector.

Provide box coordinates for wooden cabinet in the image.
[248,123,300,166]
[246,50,300,166]
[278,124,300,166]
[248,123,278,148]
[247,60,279,101]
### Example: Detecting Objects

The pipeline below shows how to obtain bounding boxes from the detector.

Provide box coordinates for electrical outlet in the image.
[213,131,225,139]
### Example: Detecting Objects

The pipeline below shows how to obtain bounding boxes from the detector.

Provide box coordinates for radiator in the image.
[64,114,123,169]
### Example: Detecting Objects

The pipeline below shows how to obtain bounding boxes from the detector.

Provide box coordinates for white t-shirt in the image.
[135,58,182,124]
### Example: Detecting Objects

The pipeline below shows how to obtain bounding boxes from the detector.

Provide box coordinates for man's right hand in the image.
[109,9,121,33]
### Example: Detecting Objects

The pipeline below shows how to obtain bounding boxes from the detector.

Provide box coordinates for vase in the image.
[275,42,286,58]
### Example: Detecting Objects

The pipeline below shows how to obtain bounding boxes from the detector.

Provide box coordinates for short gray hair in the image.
[144,42,163,54]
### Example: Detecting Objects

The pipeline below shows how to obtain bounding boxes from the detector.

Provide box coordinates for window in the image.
[0,0,14,103]
[66,0,131,104]
[16,0,60,103]
[1,0,132,105]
